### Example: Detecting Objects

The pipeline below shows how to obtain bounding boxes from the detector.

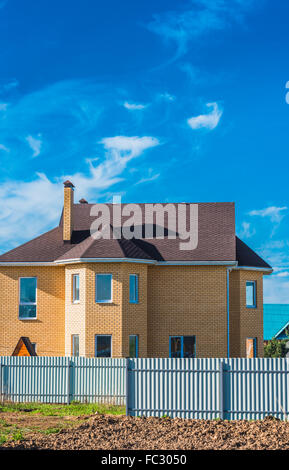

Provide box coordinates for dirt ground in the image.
[1,414,289,450]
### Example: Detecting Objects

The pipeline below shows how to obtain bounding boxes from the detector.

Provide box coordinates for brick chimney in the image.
[63,180,75,243]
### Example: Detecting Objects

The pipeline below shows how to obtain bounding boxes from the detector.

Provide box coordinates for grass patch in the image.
[0,401,125,417]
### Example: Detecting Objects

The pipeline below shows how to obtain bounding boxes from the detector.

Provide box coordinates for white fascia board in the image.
[0,259,238,267]
[54,258,238,266]
[0,262,57,267]
[234,266,273,273]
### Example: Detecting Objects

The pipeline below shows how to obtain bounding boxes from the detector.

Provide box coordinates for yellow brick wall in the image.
[84,263,148,358]
[239,270,264,357]
[0,266,65,356]
[0,263,266,358]
[147,265,228,357]
[121,264,148,358]
[65,265,86,356]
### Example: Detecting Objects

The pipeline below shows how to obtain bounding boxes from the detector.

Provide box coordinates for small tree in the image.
[264,329,289,358]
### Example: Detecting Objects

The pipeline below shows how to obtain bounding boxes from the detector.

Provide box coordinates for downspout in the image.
[226,267,233,358]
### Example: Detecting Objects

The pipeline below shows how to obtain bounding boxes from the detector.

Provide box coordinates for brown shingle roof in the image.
[0,202,271,269]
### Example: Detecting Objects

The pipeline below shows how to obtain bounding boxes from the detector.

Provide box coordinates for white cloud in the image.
[0,135,159,251]
[123,101,148,110]
[276,271,289,278]
[25,134,42,157]
[239,221,256,239]
[0,144,9,152]
[187,102,222,130]
[159,92,176,102]
[249,206,287,224]
[264,276,289,303]
[147,0,256,59]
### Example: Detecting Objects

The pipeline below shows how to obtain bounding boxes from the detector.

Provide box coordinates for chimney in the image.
[63,180,75,243]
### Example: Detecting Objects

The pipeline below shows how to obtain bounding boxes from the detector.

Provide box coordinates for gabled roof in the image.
[263,304,289,340]
[0,201,271,269]
[12,337,37,356]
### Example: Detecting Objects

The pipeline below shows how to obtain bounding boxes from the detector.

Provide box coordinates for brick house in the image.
[0,182,272,358]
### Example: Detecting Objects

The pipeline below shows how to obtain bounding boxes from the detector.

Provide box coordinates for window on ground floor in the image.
[19,277,37,319]
[72,334,79,357]
[246,281,256,308]
[246,338,257,358]
[95,335,112,357]
[95,274,112,303]
[169,336,196,358]
[129,335,138,358]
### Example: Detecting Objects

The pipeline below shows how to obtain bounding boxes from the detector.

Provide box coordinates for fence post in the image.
[125,358,129,416]
[218,359,224,420]
[66,359,71,405]
[0,364,2,402]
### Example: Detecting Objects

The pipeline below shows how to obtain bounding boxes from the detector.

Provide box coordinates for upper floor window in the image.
[246,281,256,308]
[95,274,112,303]
[169,336,196,358]
[19,277,37,319]
[129,274,139,303]
[72,274,80,303]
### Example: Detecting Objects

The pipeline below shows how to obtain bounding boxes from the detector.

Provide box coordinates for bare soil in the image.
[1,414,289,450]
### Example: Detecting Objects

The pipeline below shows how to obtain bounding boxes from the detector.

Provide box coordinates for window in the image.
[72,274,80,303]
[169,336,196,358]
[129,274,139,303]
[95,274,112,303]
[246,281,256,308]
[19,277,37,319]
[95,335,112,357]
[72,335,79,357]
[129,335,138,358]
[246,338,257,358]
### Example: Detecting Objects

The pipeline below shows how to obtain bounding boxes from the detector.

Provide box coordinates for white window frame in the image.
[72,274,80,304]
[129,274,139,304]
[246,280,257,308]
[19,277,37,320]
[95,274,113,303]
[94,334,112,357]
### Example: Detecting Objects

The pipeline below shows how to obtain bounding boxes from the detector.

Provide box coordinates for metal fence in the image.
[0,356,126,405]
[0,356,289,420]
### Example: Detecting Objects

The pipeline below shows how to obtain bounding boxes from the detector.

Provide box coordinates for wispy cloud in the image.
[135,169,160,185]
[187,102,222,130]
[0,144,9,152]
[123,101,148,110]
[249,206,287,224]
[147,0,256,60]
[26,134,42,158]
[0,135,159,251]
[238,221,256,239]
[158,92,176,102]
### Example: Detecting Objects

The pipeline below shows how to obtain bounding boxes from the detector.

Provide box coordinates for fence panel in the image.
[127,358,222,419]
[0,356,126,405]
[223,358,289,420]
[0,356,69,403]
[71,357,126,405]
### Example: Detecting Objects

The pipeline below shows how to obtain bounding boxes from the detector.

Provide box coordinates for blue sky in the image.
[0,0,289,302]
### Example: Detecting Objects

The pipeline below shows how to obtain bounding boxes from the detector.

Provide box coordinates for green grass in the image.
[0,401,125,417]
